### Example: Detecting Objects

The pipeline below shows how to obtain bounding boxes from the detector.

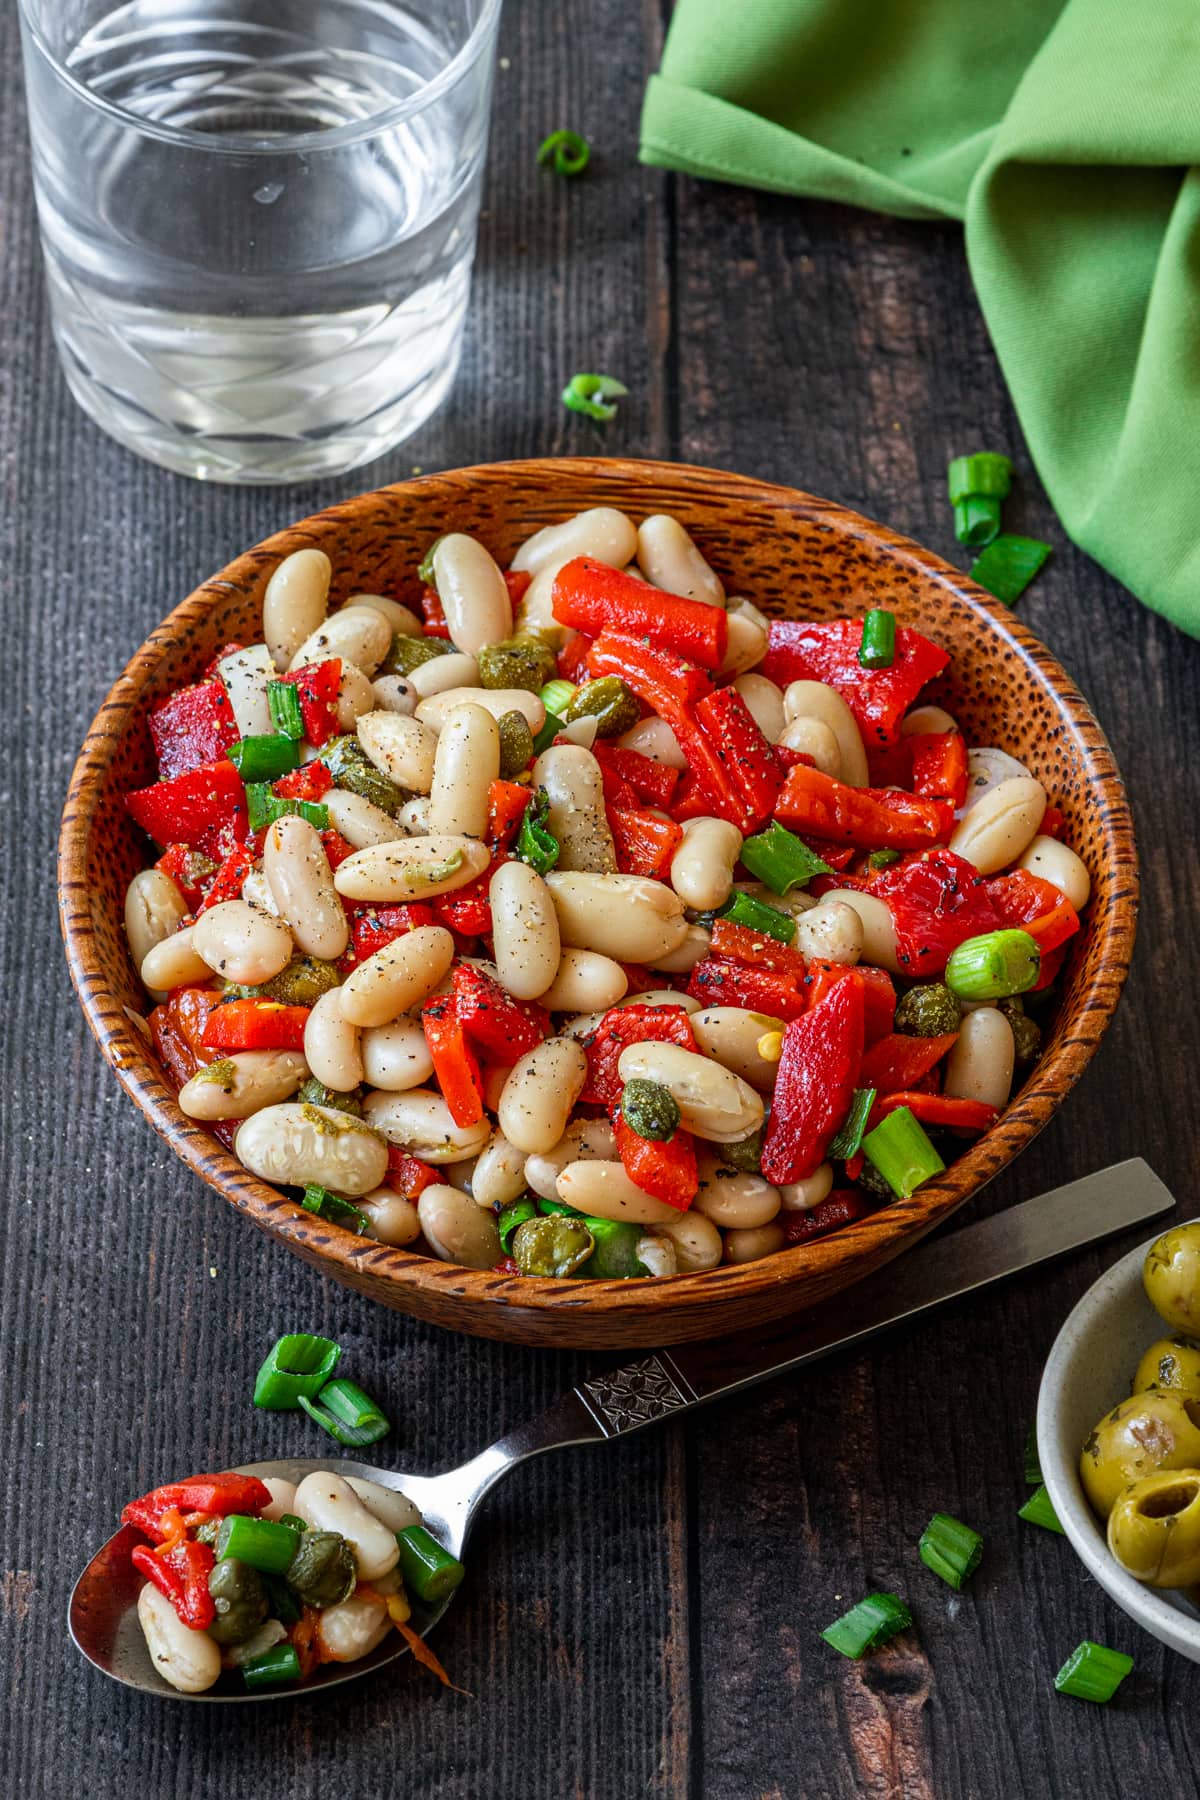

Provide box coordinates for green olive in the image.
[497,710,535,781]
[1106,1469,1200,1587]
[512,1214,594,1278]
[561,677,640,737]
[477,634,557,695]
[1080,1389,1200,1518]
[207,1557,269,1645]
[1132,1337,1200,1397]
[380,633,454,676]
[1144,1224,1200,1335]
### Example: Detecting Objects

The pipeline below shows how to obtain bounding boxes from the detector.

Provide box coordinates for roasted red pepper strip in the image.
[1039,805,1068,842]
[131,1541,216,1631]
[555,631,595,685]
[859,1032,959,1095]
[612,1111,698,1209]
[869,848,1001,977]
[686,957,807,1020]
[149,987,223,1090]
[909,731,969,809]
[554,558,728,669]
[274,761,334,803]
[708,918,808,982]
[606,805,682,879]
[386,1147,439,1198]
[154,844,217,912]
[581,1004,698,1107]
[870,1091,998,1134]
[420,585,453,638]
[195,842,255,913]
[803,961,896,1042]
[202,1000,311,1052]
[149,679,239,780]
[319,829,357,871]
[780,1189,874,1246]
[281,659,342,747]
[127,757,249,859]
[422,995,485,1128]
[486,780,533,848]
[588,630,713,709]
[504,568,532,606]
[986,869,1081,953]
[348,903,437,966]
[776,763,954,850]
[591,741,681,809]
[432,855,498,936]
[760,618,949,749]
[123,1473,272,1537]
[692,685,781,834]
[452,963,549,1061]
[761,976,865,1183]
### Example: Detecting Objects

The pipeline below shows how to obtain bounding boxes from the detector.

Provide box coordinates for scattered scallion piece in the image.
[228,734,301,783]
[945,928,1040,1000]
[861,1106,946,1200]
[918,1513,983,1590]
[241,1644,302,1690]
[246,784,329,834]
[1019,1484,1065,1535]
[954,494,1002,547]
[537,128,590,177]
[740,821,833,896]
[718,889,797,944]
[266,680,305,741]
[277,1514,307,1534]
[948,453,1013,546]
[514,786,560,875]
[828,1088,877,1162]
[969,534,1052,606]
[821,1591,912,1660]
[215,1513,301,1574]
[539,678,577,717]
[868,848,900,870]
[395,1526,467,1603]
[253,1333,341,1410]
[1054,1641,1133,1703]
[859,609,897,669]
[561,373,628,423]
[299,1377,391,1448]
[417,538,443,586]
[1024,1428,1043,1487]
[531,711,564,755]
[301,1183,370,1235]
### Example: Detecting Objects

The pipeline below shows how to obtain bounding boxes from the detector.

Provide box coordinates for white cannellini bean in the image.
[724,1222,786,1264]
[616,714,687,769]
[636,514,725,605]
[1018,834,1091,910]
[191,900,294,986]
[556,1160,681,1224]
[124,870,189,996]
[782,680,869,786]
[960,747,1032,815]
[288,606,393,678]
[241,866,281,917]
[293,1471,399,1580]
[498,1038,588,1154]
[733,673,786,743]
[778,716,842,778]
[406,651,481,699]
[442,1154,478,1195]
[323,788,404,850]
[794,899,864,966]
[417,1183,503,1267]
[691,1007,786,1092]
[820,888,902,974]
[650,924,712,974]
[356,710,438,794]
[223,1621,288,1669]
[636,1235,678,1278]
[670,816,743,911]
[719,599,771,676]
[139,926,211,992]
[235,1103,387,1195]
[614,988,702,1012]
[950,775,1047,874]
[345,1476,423,1534]
[263,815,348,960]
[334,835,490,902]
[558,714,600,750]
[533,745,615,874]
[692,1150,781,1228]
[536,948,628,1013]
[514,556,572,643]
[944,1007,1015,1110]
[357,1187,421,1246]
[512,506,638,574]
[137,1584,221,1694]
[778,1163,834,1211]
[398,796,432,836]
[218,643,276,738]
[371,674,418,715]
[431,534,512,655]
[347,593,422,635]
[490,861,561,1000]
[316,1592,391,1664]
[902,704,958,737]
[361,1018,434,1091]
[362,1088,491,1161]
[335,661,377,731]
[339,925,455,1027]
[546,872,688,963]
[259,1477,298,1522]
[304,989,363,1090]
[472,1132,529,1209]
[415,686,545,733]
[618,1041,763,1142]
[524,1118,617,1200]
[263,549,332,671]
[429,703,499,838]
[178,1050,308,1120]
[653,1211,724,1272]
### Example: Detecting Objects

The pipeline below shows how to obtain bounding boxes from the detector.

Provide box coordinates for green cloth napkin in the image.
[641,0,1200,637]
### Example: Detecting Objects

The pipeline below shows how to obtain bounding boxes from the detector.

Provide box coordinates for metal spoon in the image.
[69,1158,1171,1700]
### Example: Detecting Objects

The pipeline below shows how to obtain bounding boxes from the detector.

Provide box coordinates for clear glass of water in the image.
[17,0,502,484]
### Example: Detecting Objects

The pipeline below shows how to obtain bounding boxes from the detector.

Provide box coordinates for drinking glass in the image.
[17,0,502,484]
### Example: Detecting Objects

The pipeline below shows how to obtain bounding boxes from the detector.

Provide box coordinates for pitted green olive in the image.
[1132,1337,1200,1397]
[1106,1470,1200,1587]
[1144,1224,1200,1335]
[1080,1389,1200,1519]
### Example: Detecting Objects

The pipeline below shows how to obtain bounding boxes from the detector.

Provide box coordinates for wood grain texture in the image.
[3,2,1200,1797]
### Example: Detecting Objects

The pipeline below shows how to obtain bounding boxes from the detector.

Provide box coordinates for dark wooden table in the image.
[5,4,1200,1795]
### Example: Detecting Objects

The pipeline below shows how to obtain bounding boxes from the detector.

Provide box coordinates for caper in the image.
[562,676,641,738]
[512,1214,595,1277]
[286,1530,356,1609]
[207,1558,269,1645]
[317,735,404,815]
[620,1078,681,1143]
[894,982,961,1036]
[497,710,535,780]
[296,1077,364,1117]
[263,956,342,1006]
[721,1121,765,1174]
[998,996,1041,1066]
[380,633,454,677]
[856,1158,894,1201]
[477,634,557,694]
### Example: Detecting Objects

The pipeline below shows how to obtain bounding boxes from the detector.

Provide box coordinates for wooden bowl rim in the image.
[58,456,1138,1327]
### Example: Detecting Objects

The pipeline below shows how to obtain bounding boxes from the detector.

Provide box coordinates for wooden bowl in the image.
[59,458,1138,1348]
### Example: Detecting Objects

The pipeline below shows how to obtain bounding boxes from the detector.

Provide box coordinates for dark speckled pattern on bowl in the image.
[58,458,1138,1348]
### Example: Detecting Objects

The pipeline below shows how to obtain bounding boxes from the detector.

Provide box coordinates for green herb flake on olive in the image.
[207,1558,269,1645]
[561,676,641,738]
[286,1530,356,1609]
[477,634,557,695]
[511,1214,595,1278]
[1132,1337,1200,1397]
[894,983,961,1037]
[620,1078,681,1143]
[497,710,535,780]
[1143,1223,1200,1336]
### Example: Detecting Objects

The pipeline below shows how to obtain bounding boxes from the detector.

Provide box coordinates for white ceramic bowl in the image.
[1038,1235,1200,1662]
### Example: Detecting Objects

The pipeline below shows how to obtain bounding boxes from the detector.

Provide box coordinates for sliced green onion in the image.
[1019,1484,1065,1535]
[828,1088,877,1162]
[253,1333,341,1410]
[498,1196,538,1253]
[241,1644,301,1690]
[945,929,1040,1000]
[740,821,833,896]
[561,373,628,423]
[514,786,560,875]
[261,1570,302,1627]
[858,609,897,669]
[395,1525,467,1603]
[246,784,330,834]
[417,538,443,587]
[948,452,1013,504]
[821,1591,912,1659]
[301,1183,370,1235]
[1054,1641,1133,1703]
[277,1514,307,1534]
[228,734,301,783]
[531,711,564,755]
[215,1514,301,1574]
[862,1106,945,1200]
[918,1513,983,1590]
[1024,1427,1043,1487]
[536,128,590,177]
[536,1197,579,1217]
[539,678,577,716]
[954,495,1002,547]
[969,534,1052,606]
[868,848,901,870]
[718,890,797,944]
[299,1377,391,1448]
[266,681,305,741]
